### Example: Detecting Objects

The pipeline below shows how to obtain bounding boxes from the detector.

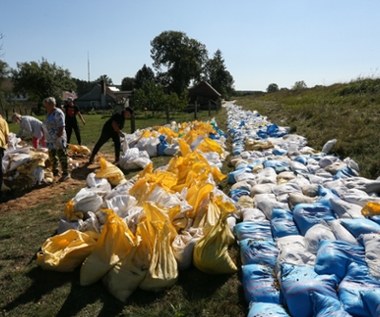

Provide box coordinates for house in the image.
[187,81,222,111]
[75,84,132,112]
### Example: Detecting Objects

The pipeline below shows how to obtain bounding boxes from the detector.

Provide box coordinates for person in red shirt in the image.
[63,98,85,145]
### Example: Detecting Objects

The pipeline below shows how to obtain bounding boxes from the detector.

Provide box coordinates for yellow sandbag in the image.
[193,213,237,274]
[36,229,98,272]
[95,157,126,186]
[67,144,91,156]
[102,242,148,302]
[196,138,224,155]
[362,202,380,216]
[186,182,214,219]
[64,199,84,221]
[139,220,178,291]
[80,209,136,286]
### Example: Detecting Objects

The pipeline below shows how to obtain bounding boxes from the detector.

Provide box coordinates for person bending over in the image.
[88,107,133,164]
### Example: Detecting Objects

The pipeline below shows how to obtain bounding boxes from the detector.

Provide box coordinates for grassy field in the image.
[1,108,247,317]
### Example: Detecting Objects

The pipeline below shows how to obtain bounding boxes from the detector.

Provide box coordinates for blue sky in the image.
[1,0,379,91]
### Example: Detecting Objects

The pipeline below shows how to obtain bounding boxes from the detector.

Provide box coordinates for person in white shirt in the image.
[12,113,46,149]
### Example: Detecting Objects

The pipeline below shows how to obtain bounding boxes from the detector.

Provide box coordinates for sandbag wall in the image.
[37,119,240,302]
[225,102,380,317]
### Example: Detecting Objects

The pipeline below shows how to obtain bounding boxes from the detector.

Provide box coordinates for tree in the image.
[95,74,113,85]
[134,64,155,89]
[72,78,95,96]
[204,49,234,98]
[267,83,279,93]
[121,77,135,91]
[150,31,208,95]
[292,80,307,90]
[12,58,76,108]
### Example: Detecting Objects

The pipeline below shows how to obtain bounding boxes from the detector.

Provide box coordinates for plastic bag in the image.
[193,213,237,274]
[80,209,136,285]
[37,229,98,272]
[95,157,126,186]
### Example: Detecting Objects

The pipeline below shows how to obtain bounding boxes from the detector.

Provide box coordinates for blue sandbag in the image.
[272,148,287,156]
[370,215,380,225]
[280,263,339,317]
[157,135,169,156]
[271,208,299,239]
[239,239,278,267]
[263,160,289,173]
[233,220,273,241]
[312,292,351,317]
[314,240,366,280]
[339,262,380,317]
[360,288,380,317]
[247,302,290,317]
[229,188,251,202]
[292,203,336,235]
[242,264,281,304]
[227,167,252,184]
[340,218,380,238]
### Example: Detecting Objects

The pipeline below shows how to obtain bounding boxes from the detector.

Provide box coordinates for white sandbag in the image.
[241,207,267,222]
[327,219,359,245]
[86,172,112,194]
[254,193,289,220]
[136,137,159,157]
[340,188,380,207]
[78,211,101,233]
[329,196,364,219]
[73,187,103,212]
[304,223,336,254]
[147,186,192,213]
[288,192,316,209]
[321,139,337,154]
[301,184,320,197]
[319,155,339,168]
[255,167,277,184]
[276,235,316,269]
[272,183,301,198]
[172,228,203,270]
[250,183,274,195]
[361,233,380,279]
[105,194,138,218]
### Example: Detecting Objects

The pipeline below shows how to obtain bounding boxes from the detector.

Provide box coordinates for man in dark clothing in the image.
[64,98,85,145]
[88,107,134,164]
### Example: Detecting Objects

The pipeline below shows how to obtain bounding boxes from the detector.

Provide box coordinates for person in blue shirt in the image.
[43,97,70,181]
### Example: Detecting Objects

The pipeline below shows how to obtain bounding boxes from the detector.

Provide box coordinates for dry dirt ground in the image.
[0,153,114,212]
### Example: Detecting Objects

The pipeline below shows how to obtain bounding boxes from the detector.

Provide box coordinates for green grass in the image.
[235,78,380,179]
[1,108,247,317]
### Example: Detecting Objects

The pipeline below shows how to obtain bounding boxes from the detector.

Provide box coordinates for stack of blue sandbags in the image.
[224,102,380,317]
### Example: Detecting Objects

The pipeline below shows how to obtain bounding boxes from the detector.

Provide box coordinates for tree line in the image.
[0,31,235,114]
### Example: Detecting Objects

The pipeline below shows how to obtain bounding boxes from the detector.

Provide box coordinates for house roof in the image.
[188,81,221,99]
[76,84,132,102]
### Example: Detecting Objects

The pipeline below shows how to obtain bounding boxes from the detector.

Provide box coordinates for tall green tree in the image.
[72,78,95,96]
[204,49,234,98]
[150,31,208,95]
[95,74,113,85]
[134,64,155,89]
[12,58,76,104]
[267,83,279,93]
[121,77,135,91]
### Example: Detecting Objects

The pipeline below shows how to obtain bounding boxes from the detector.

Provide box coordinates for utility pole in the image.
[87,51,90,82]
